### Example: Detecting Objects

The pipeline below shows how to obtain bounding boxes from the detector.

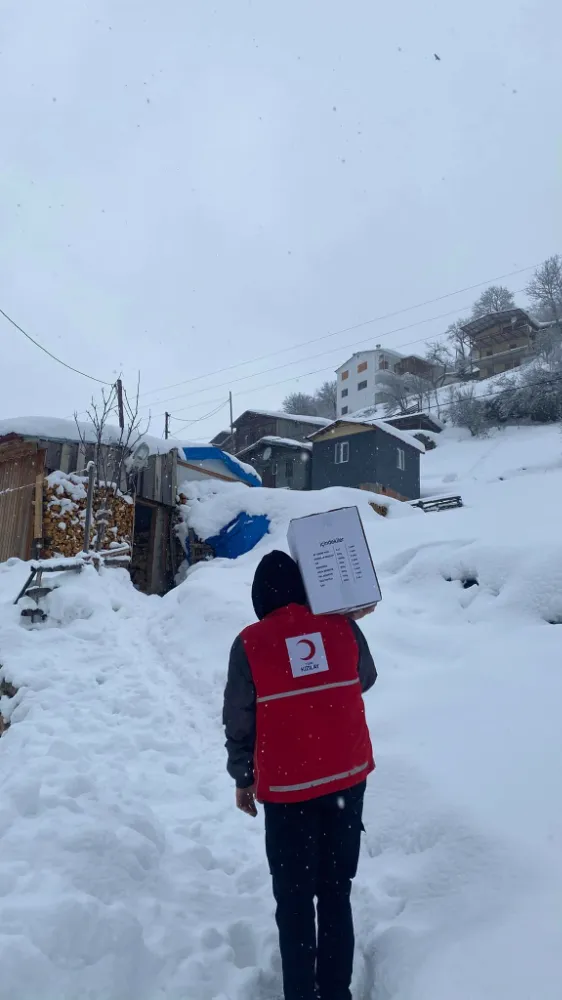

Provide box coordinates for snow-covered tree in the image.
[283,381,337,418]
[314,380,338,418]
[448,386,488,436]
[282,392,318,416]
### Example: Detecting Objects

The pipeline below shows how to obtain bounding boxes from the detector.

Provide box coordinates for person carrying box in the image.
[223,549,376,1000]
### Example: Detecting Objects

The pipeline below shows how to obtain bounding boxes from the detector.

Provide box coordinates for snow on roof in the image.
[237,435,313,456]
[386,411,444,430]
[335,347,404,373]
[0,415,221,458]
[235,409,331,427]
[309,417,425,453]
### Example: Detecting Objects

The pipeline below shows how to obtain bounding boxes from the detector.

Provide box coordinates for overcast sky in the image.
[1,0,561,441]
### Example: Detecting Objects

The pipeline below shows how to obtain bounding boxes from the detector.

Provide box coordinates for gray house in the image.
[309,418,424,501]
[232,410,330,455]
[237,436,312,490]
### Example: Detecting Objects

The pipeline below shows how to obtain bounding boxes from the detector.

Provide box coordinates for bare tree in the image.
[282,392,318,416]
[75,376,149,550]
[424,341,454,414]
[534,325,562,367]
[471,285,515,318]
[526,256,562,324]
[378,372,411,416]
[283,382,337,418]
[405,373,433,413]
[446,320,474,380]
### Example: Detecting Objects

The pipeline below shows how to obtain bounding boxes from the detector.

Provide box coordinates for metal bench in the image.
[410,494,463,513]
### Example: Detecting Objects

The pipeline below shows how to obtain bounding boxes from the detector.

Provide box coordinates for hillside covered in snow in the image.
[1,423,561,1000]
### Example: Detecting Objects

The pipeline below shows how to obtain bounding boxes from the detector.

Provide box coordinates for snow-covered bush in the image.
[448,387,489,437]
[485,362,562,427]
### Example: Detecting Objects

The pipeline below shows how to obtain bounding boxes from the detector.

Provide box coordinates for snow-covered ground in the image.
[1,423,562,999]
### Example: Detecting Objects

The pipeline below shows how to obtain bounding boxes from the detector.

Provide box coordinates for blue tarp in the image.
[182,446,261,488]
[205,512,270,559]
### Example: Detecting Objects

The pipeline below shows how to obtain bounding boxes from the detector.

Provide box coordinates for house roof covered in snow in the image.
[233,409,331,428]
[308,416,426,453]
[0,416,262,486]
[461,308,540,339]
[0,416,198,456]
[335,346,404,374]
[237,435,313,457]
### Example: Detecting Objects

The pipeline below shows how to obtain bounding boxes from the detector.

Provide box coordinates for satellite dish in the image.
[128,441,150,472]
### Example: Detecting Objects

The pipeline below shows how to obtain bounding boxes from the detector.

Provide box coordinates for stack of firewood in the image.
[42,473,134,558]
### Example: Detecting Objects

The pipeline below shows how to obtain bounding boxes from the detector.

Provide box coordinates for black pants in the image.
[264,781,366,1000]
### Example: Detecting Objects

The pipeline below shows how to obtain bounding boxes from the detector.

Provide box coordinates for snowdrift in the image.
[1,426,562,999]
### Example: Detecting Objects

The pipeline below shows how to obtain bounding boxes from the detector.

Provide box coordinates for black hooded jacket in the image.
[223,550,377,788]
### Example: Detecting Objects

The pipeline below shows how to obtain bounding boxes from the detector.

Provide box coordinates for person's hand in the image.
[236,784,257,817]
[349,605,377,621]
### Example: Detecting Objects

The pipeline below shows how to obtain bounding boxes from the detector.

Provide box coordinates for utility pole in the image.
[116,379,125,430]
[229,392,235,452]
[164,412,170,439]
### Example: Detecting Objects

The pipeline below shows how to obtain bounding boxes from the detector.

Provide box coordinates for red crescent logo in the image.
[297,639,316,661]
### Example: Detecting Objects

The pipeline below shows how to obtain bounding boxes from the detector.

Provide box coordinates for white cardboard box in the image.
[287,506,382,615]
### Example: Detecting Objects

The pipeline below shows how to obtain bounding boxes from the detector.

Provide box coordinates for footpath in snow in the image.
[0,424,562,1000]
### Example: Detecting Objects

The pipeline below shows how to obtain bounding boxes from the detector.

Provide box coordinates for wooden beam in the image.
[177,460,252,485]
[33,474,44,539]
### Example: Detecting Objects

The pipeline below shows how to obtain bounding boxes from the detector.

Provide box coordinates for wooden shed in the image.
[0,417,261,595]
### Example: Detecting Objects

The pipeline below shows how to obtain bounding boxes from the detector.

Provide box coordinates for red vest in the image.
[241,604,374,804]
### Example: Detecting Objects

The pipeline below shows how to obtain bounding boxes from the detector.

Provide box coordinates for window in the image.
[341,370,349,381]
[509,342,517,350]
[271,462,278,475]
[335,441,349,464]
[486,349,493,357]
[397,447,406,471]
[357,361,368,373]
[379,359,389,370]
[358,380,368,391]
[341,405,349,415]
[341,388,348,398]
[285,459,294,479]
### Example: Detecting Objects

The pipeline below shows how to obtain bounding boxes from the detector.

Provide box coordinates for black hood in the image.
[251,550,308,620]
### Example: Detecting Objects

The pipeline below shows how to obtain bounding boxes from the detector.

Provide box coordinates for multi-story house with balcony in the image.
[461,308,541,380]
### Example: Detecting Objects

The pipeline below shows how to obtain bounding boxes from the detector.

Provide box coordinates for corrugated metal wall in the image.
[136,452,176,506]
[0,441,44,562]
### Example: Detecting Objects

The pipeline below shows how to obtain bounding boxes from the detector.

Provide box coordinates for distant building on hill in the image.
[335,347,445,417]
[462,308,541,380]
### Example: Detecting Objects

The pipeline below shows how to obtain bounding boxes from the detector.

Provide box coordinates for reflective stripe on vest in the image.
[269,761,369,794]
[256,677,359,704]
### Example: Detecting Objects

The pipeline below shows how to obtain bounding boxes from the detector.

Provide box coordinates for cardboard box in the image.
[287,506,382,616]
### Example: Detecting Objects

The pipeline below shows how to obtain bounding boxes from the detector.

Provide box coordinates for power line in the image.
[138,262,541,401]
[142,302,471,412]
[0,306,111,384]
[146,288,527,416]
[169,398,230,436]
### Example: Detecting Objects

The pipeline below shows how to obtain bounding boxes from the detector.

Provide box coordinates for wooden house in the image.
[308,417,425,501]
[237,436,312,490]
[232,410,330,455]
[462,309,541,379]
